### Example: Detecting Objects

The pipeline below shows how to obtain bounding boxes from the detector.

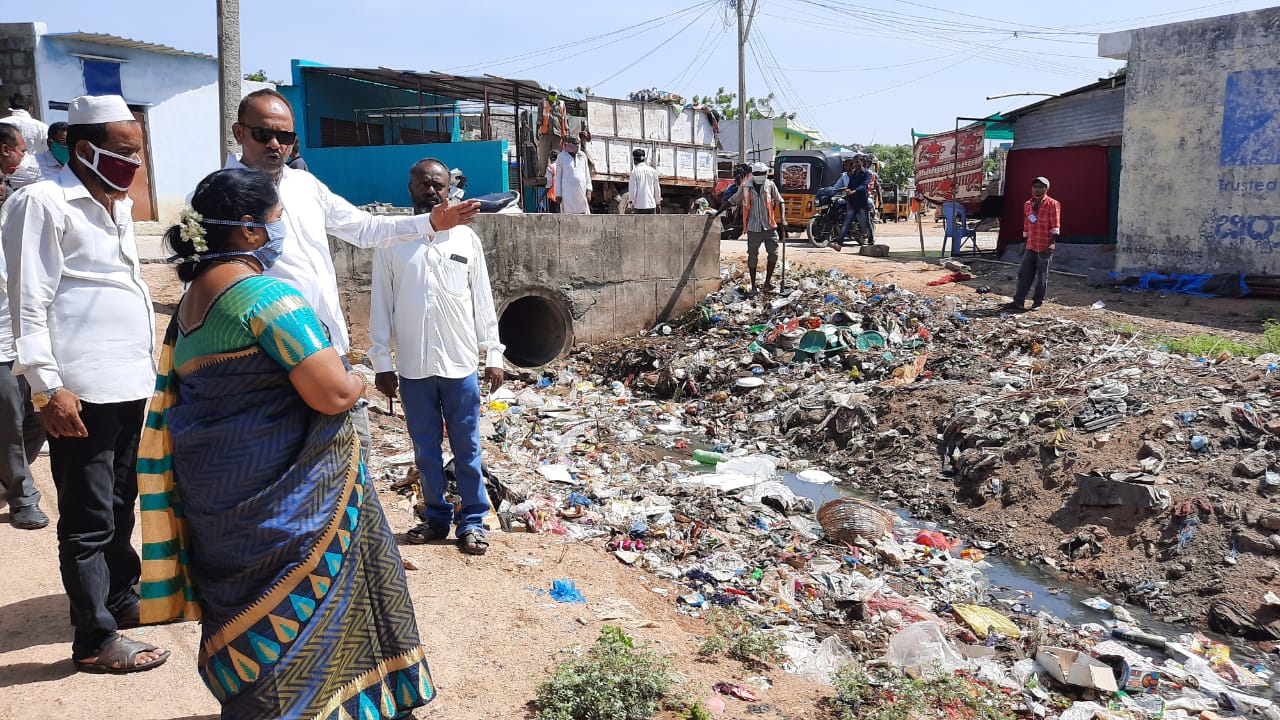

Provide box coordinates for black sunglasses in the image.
[245,125,297,146]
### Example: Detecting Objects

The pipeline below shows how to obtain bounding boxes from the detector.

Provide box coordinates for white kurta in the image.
[554,150,592,215]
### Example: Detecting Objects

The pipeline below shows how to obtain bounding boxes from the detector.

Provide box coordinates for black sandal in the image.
[406,521,449,545]
[75,635,171,674]
[459,530,489,555]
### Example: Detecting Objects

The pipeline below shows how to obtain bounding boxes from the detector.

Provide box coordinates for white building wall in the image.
[31,29,271,224]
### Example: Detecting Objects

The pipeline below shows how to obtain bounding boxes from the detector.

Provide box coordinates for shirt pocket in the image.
[441,259,469,296]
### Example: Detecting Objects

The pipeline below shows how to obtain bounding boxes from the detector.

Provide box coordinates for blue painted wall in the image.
[305,140,510,206]
[299,71,456,148]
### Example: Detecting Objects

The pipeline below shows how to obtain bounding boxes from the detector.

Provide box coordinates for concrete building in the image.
[719,117,822,163]
[1100,7,1280,276]
[0,21,269,224]
[996,76,1126,262]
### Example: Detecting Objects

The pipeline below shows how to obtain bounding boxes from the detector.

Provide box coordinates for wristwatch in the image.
[31,386,62,410]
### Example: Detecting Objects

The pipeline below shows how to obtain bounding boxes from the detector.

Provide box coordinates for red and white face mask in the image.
[0,143,22,176]
[81,142,141,191]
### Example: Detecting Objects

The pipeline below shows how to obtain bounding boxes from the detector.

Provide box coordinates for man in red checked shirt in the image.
[1005,176,1061,311]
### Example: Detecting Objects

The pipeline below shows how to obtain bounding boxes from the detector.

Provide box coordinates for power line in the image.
[594,2,719,89]
[446,2,715,75]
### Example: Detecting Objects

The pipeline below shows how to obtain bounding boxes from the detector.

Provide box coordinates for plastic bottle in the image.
[693,449,728,465]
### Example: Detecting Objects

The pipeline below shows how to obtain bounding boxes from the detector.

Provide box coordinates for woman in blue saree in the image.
[137,168,433,719]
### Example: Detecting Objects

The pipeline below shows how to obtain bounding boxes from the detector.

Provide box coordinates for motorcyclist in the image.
[829,156,873,251]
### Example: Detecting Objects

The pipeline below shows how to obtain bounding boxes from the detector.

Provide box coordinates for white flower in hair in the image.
[178,206,208,254]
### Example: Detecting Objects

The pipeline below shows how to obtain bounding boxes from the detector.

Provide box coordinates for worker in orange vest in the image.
[537,86,568,174]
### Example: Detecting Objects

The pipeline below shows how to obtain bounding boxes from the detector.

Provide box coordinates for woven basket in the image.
[818,498,895,543]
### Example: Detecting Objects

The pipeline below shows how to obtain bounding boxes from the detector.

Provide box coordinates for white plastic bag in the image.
[884,621,965,677]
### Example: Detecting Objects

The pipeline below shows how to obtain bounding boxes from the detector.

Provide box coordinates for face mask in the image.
[0,146,19,175]
[200,218,287,270]
[50,141,69,166]
[82,142,141,191]
[753,174,766,185]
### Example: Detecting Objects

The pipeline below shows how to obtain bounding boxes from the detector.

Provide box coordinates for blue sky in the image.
[4,0,1275,144]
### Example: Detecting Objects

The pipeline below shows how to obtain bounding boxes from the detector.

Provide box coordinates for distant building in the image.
[0,21,269,224]
[1100,7,1280,276]
[719,117,822,163]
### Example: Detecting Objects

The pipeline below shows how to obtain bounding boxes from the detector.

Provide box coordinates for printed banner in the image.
[913,125,986,204]
[778,162,811,191]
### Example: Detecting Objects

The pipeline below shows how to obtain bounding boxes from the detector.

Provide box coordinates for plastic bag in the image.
[885,621,965,677]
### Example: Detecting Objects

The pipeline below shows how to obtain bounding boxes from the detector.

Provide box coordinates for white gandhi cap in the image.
[67,95,134,125]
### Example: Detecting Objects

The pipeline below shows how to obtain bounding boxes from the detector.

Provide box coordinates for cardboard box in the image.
[1035,646,1119,692]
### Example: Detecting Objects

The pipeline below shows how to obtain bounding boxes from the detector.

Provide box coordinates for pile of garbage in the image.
[361,265,1280,719]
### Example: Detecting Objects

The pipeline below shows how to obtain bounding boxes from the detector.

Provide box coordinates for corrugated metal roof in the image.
[1009,85,1125,149]
[298,65,585,110]
[45,32,215,62]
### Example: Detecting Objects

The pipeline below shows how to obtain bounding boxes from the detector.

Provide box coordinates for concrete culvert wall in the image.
[498,292,573,368]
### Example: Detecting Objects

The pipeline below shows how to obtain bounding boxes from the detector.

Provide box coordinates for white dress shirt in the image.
[555,150,592,215]
[1,110,48,189]
[369,225,504,380]
[224,157,438,356]
[0,242,15,363]
[35,150,63,180]
[1,166,156,403]
[628,162,661,210]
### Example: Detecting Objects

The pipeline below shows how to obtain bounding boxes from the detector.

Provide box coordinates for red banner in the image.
[913,125,985,205]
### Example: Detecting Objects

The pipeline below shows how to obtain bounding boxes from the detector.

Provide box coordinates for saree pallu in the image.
[139,328,433,720]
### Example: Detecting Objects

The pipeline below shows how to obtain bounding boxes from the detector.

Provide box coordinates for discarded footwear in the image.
[459,530,489,556]
[406,521,449,545]
[75,635,170,674]
[10,504,49,530]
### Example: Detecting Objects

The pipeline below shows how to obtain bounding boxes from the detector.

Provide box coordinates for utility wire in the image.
[446,2,714,75]
[594,2,718,89]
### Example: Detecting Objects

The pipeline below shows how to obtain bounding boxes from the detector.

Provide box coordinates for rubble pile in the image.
[361,265,1280,719]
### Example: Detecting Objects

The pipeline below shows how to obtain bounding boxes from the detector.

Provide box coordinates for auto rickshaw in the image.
[773,149,856,241]
[880,184,910,222]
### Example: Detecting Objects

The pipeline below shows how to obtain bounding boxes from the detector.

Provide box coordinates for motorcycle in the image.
[807,187,871,249]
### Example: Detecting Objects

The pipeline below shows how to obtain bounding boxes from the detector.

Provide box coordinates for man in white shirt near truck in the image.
[369,158,505,556]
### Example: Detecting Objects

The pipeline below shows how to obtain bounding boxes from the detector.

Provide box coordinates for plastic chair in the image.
[940,201,978,257]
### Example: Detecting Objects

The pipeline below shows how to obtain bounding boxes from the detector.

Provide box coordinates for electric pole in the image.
[736,0,759,165]
[737,0,746,164]
[216,0,241,164]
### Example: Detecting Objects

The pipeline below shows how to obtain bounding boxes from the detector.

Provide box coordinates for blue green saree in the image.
[138,275,433,719]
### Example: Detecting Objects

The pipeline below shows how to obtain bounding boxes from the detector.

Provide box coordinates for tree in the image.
[1108,65,1127,78]
[863,144,913,186]
[572,86,592,96]
[691,87,795,120]
[243,69,284,85]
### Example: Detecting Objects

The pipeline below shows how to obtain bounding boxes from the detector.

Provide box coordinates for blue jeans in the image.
[836,203,872,245]
[400,374,489,536]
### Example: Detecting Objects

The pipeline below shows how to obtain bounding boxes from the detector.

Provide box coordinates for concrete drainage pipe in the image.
[497,290,574,368]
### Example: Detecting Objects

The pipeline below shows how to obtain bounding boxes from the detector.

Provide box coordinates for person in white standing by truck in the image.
[555,136,592,214]
[626,148,661,214]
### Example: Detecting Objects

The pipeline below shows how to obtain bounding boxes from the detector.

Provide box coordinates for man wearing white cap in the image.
[554,135,592,214]
[224,89,479,463]
[448,168,466,202]
[1005,176,1061,312]
[1,94,169,673]
[724,162,784,294]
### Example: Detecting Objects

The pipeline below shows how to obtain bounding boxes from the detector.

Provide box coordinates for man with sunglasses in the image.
[2,94,169,673]
[225,89,480,463]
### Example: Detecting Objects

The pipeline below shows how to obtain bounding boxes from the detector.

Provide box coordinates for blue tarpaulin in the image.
[1111,272,1249,298]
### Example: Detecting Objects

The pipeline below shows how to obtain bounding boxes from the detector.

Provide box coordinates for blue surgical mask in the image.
[200,217,287,270]
[253,219,286,268]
